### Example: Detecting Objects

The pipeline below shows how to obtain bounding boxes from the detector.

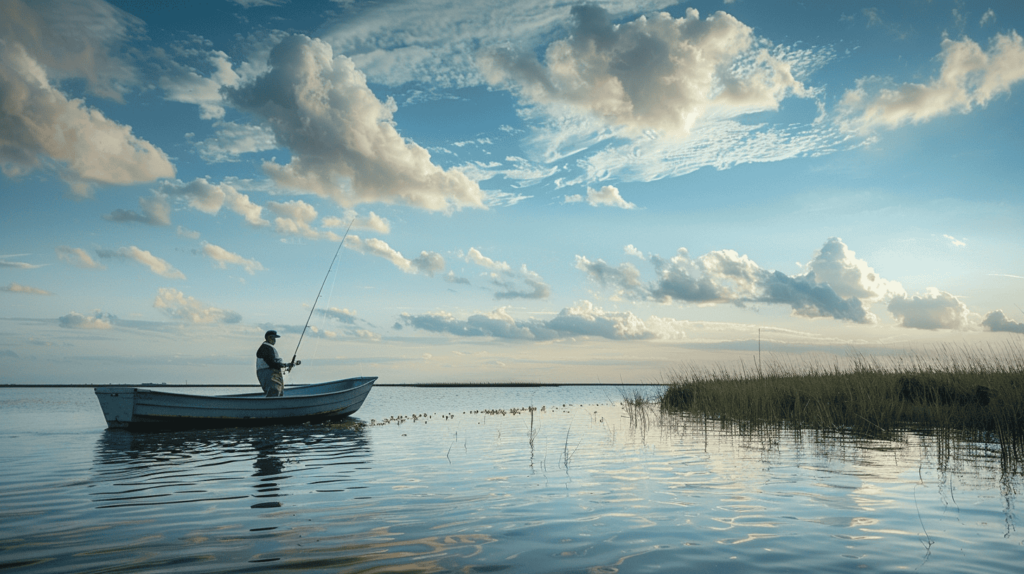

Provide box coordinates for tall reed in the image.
[660,343,1024,454]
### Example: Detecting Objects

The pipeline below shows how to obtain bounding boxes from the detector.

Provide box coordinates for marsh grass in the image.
[660,343,1024,473]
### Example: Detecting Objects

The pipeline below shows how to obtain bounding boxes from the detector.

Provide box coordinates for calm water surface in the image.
[1,385,1021,572]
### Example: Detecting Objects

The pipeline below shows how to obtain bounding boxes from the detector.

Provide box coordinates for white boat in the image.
[94,377,376,430]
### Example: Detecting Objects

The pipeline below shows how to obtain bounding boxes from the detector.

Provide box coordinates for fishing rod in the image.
[289,218,356,372]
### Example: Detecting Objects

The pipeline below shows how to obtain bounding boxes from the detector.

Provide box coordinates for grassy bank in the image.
[660,344,1024,451]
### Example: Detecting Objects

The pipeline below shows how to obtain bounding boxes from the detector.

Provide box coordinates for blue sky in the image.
[2,0,1023,386]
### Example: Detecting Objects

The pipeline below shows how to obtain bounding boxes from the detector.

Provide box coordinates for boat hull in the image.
[95,377,376,430]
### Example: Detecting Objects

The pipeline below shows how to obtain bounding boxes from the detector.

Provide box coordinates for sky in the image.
[2,0,1023,386]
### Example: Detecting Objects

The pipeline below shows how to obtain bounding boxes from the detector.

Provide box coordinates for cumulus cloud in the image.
[58,310,114,329]
[56,246,104,269]
[95,246,185,280]
[1,282,52,295]
[158,178,269,227]
[838,32,1024,132]
[225,34,485,212]
[565,185,635,208]
[0,39,175,195]
[200,243,265,275]
[465,247,511,272]
[981,310,1024,334]
[887,289,971,330]
[400,300,682,341]
[579,238,901,324]
[266,200,326,239]
[153,288,242,324]
[803,237,904,301]
[481,6,809,137]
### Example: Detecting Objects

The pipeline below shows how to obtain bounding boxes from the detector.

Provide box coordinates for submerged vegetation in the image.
[659,344,1024,472]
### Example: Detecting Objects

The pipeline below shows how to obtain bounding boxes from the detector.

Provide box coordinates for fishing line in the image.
[309,247,343,369]
[290,218,355,373]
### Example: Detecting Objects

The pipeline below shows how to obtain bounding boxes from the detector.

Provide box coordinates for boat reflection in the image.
[92,420,372,510]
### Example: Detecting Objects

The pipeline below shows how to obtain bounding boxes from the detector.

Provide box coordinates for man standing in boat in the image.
[256,330,299,397]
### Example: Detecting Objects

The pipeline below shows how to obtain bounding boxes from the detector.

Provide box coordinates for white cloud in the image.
[887,288,971,330]
[322,211,391,234]
[319,307,358,324]
[575,255,644,299]
[95,246,185,280]
[55,246,104,269]
[0,256,43,269]
[481,6,809,137]
[225,34,485,212]
[0,0,142,99]
[154,288,242,324]
[803,237,904,301]
[58,310,114,329]
[465,247,511,272]
[943,234,967,247]
[838,32,1024,132]
[981,310,1024,334]
[1,282,52,295]
[325,0,677,88]
[344,235,445,276]
[0,39,175,195]
[494,265,551,300]
[194,121,277,162]
[104,192,171,226]
[159,49,240,120]
[158,178,269,226]
[400,300,682,341]
[566,185,636,209]
[579,238,895,324]
[200,243,265,275]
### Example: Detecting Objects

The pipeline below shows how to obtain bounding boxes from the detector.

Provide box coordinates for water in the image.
[1,385,1021,572]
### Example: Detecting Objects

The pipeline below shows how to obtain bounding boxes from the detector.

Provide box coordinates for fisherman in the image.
[256,330,299,397]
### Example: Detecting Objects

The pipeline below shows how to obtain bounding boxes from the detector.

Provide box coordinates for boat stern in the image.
[94,387,138,429]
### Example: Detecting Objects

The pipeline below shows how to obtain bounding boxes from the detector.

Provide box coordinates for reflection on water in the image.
[1,387,1022,573]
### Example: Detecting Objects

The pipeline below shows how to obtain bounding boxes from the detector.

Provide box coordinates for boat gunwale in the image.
[95,377,376,402]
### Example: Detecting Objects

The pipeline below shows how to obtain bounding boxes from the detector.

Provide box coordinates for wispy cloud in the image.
[2,283,52,295]
[943,234,967,247]
[345,235,446,277]
[199,243,265,275]
[95,246,185,279]
[153,288,241,324]
[0,256,44,269]
[838,32,1024,133]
